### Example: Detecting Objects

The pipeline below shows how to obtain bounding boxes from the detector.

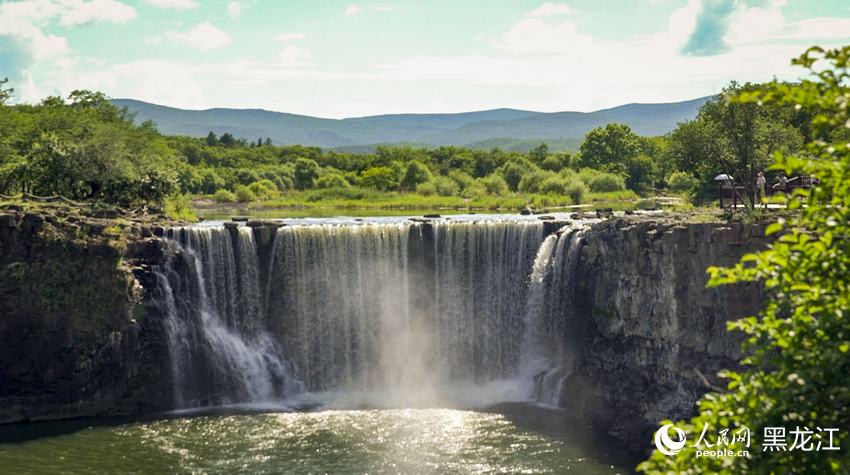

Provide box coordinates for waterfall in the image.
[154,226,301,408]
[154,219,587,408]
[528,228,587,405]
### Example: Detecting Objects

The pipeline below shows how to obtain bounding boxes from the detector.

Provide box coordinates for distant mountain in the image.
[112,96,710,150]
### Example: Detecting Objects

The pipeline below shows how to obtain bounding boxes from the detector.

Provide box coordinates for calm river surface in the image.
[0,403,635,474]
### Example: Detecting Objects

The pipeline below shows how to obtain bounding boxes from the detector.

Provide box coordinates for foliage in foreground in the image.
[639,45,850,474]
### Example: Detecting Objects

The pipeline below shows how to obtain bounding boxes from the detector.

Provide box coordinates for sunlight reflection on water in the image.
[0,406,630,474]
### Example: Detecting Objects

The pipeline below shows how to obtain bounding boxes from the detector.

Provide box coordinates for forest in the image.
[0,77,825,217]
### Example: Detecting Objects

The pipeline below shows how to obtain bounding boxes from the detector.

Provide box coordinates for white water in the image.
[155,219,587,409]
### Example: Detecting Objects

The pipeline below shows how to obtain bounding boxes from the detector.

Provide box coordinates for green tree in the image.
[669,82,804,206]
[639,45,850,475]
[498,157,534,191]
[579,123,642,175]
[206,131,219,146]
[293,157,320,189]
[0,78,13,105]
[358,166,398,191]
[220,133,236,147]
[528,143,549,165]
[400,161,433,191]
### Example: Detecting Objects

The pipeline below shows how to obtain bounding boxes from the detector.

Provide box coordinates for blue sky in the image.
[1,0,849,117]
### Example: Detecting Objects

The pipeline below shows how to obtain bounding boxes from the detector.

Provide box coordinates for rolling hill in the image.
[112,96,710,150]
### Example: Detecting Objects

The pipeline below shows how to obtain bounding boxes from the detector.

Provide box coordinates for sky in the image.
[0,0,849,118]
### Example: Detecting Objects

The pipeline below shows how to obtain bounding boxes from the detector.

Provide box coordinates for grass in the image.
[195,187,641,214]
[164,194,198,221]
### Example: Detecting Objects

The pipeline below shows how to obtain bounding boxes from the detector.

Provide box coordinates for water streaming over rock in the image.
[154,219,588,408]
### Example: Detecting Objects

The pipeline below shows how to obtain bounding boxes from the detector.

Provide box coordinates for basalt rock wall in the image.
[566,218,768,451]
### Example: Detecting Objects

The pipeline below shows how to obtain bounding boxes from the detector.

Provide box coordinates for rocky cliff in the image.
[0,202,172,423]
[565,217,768,452]
[0,206,769,437]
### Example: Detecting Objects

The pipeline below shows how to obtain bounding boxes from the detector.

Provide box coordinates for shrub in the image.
[213,189,236,203]
[518,169,557,193]
[461,181,487,199]
[235,168,261,185]
[540,154,565,172]
[433,176,459,196]
[234,185,256,202]
[316,172,350,189]
[400,161,433,191]
[247,181,276,199]
[415,181,437,196]
[479,175,509,196]
[359,166,398,191]
[539,176,570,195]
[667,171,697,194]
[565,180,588,204]
[588,173,626,192]
[447,170,474,190]
[163,194,197,221]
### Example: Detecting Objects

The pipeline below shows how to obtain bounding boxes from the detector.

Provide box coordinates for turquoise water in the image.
[0,404,635,474]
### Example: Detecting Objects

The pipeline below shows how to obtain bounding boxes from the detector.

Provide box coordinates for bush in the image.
[539,176,570,195]
[316,172,350,189]
[235,168,261,185]
[163,194,197,221]
[213,189,236,203]
[565,181,588,204]
[461,181,487,199]
[447,170,474,190]
[498,158,534,191]
[518,169,557,193]
[247,181,276,199]
[540,154,565,172]
[479,175,509,196]
[415,181,437,196]
[234,185,256,202]
[588,173,626,192]
[400,161,433,191]
[433,176,459,196]
[359,166,398,190]
[667,171,697,194]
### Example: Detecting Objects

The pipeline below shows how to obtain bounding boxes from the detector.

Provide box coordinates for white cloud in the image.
[370,0,840,112]
[0,0,136,93]
[279,45,309,65]
[500,17,591,53]
[57,0,137,26]
[779,17,850,40]
[0,0,136,28]
[158,22,231,51]
[725,1,785,47]
[528,2,571,17]
[145,0,197,10]
[277,32,305,42]
[227,1,242,18]
[277,33,309,66]
[345,4,362,16]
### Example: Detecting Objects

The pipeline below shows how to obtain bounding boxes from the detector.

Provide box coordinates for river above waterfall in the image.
[0,404,634,474]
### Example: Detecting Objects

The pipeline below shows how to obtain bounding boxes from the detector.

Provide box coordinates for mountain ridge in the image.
[112,96,711,150]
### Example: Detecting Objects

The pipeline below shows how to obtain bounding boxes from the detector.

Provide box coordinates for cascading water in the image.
[154,218,588,409]
[528,228,587,406]
[154,226,301,408]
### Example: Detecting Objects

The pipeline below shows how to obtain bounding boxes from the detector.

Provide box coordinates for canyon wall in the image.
[0,206,768,444]
[565,218,768,451]
[0,205,171,423]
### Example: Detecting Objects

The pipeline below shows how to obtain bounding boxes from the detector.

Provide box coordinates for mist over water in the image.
[155,218,588,410]
[0,218,635,475]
